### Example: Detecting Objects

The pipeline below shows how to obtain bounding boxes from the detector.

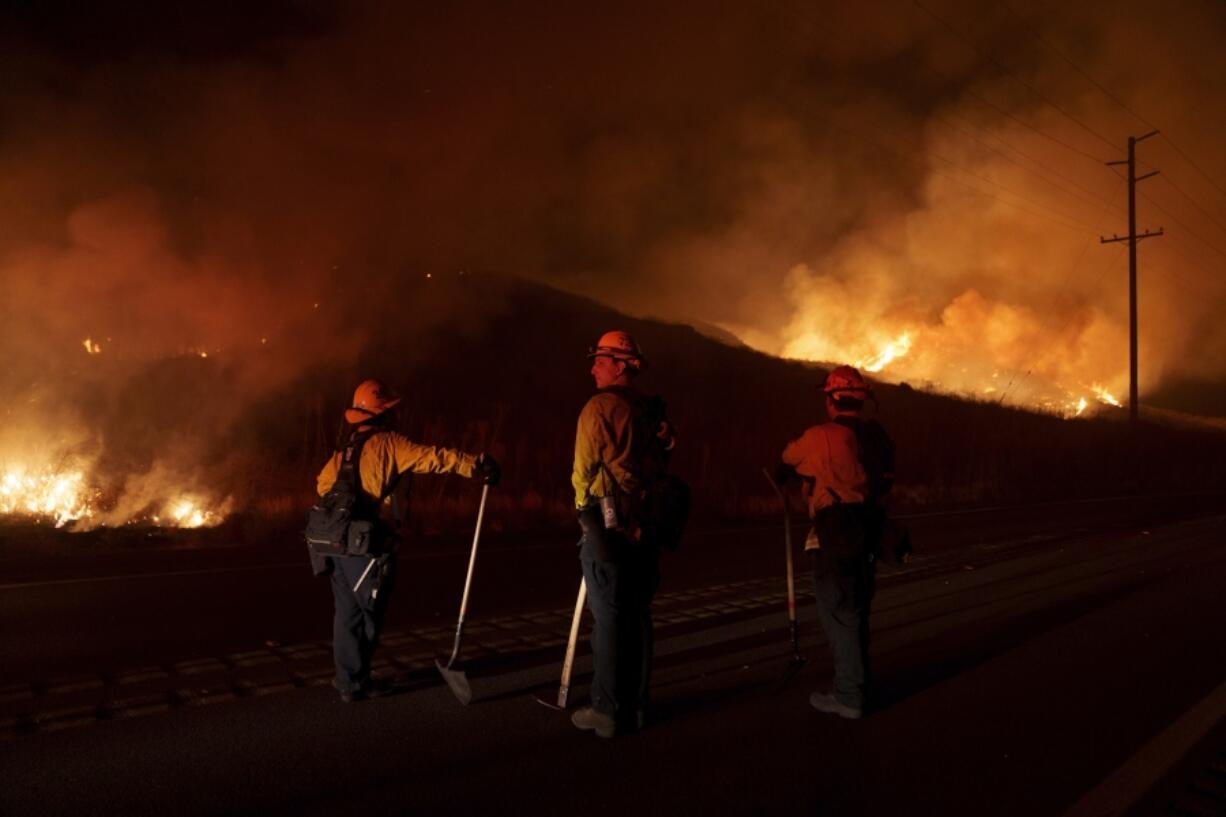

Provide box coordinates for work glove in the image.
[773,462,797,487]
[475,453,501,487]
[577,505,614,561]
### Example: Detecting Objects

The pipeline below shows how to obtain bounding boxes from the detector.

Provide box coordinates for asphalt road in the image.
[1,494,1224,816]
[1,491,1222,682]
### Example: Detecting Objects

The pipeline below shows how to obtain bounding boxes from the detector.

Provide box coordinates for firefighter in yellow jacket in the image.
[776,365,894,719]
[570,331,676,738]
[315,379,500,702]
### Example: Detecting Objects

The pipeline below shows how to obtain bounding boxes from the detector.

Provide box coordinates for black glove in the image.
[773,462,797,487]
[475,453,501,487]
[577,505,614,561]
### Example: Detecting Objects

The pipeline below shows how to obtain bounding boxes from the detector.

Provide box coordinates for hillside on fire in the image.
[4,272,1224,543]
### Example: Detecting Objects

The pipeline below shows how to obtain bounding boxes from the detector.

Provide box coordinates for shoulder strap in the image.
[336,430,374,494]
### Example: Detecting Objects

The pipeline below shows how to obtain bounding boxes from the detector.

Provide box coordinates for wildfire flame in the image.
[153,498,220,529]
[1093,385,1122,407]
[0,464,229,530]
[83,338,102,355]
[1,468,94,528]
[779,316,1130,422]
[856,333,912,373]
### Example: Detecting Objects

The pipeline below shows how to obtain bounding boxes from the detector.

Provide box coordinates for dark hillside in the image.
[201,272,1226,540]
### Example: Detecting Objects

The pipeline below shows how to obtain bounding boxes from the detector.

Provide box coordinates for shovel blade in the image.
[774,656,807,691]
[435,659,473,705]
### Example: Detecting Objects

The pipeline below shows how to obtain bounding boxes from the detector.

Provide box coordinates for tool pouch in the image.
[347,519,377,556]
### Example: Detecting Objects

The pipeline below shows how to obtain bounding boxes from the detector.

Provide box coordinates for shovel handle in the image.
[762,468,799,626]
[446,483,490,667]
[557,577,587,709]
[352,557,378,594]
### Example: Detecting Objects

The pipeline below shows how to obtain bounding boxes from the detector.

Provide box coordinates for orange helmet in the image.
[587,330,645,370]
[345,379,402,424]
[823,365,871,396]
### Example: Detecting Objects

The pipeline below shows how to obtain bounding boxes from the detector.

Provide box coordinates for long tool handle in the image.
[762,469,800,638]
[445,483,490,669]
[556,577,588,709]
[353,557,378,593]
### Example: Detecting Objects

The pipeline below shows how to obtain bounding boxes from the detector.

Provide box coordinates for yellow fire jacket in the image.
[317,430,477,523]
[572,391,643,510]
[781,422,869,521]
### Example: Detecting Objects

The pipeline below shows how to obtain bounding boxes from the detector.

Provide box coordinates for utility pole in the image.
[1101,131,1163,424]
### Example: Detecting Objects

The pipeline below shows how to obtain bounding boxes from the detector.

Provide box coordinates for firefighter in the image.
[570,330,676,738]
[315,379,500,703]
[776,365,894,719]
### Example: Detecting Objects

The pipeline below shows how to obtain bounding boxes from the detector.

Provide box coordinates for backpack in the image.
[600,388,691,551]
[833,416,895,503]
[833,416,909,563]
[304,432,386,560]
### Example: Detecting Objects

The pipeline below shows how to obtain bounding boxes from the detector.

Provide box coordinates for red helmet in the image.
[823,365,871,396]
[345,379,401,424]
[587,330,645,370]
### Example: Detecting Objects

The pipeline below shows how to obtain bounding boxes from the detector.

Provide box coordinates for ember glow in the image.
[856,333,913,374]
[0,461,230,530]
[0,467,93,528]
[154,498,221,529]
[1093,385,1122,408]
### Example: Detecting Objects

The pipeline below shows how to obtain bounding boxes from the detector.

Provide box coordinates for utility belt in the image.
[577,498,641,562]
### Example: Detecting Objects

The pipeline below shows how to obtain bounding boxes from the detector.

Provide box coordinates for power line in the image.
[999,0,1156,132]
[819,110,1105,234]
[1159,134,1226,204]
[1145,259,1226,293]
[778,0,1118,170]
[997,1,1226,206]
[1154,175,1226,243]
[932,113,1124,220]
[941,109,1124,211]
[1131,180,1226,262]
[910,0,1120,157]
[1147,238,1226,284]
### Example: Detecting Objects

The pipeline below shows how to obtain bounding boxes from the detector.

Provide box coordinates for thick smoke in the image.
[1,0,1224,520]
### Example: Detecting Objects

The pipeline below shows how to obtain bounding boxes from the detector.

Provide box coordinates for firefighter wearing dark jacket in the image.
[777,365,894,720]
[315,379,500,703]
[570,331,676,738]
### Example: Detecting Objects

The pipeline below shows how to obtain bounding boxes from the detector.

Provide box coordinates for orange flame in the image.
[1092,385,1122,407]
[0,467,93,527]
[0,461,230,530]
[855,333,912,373]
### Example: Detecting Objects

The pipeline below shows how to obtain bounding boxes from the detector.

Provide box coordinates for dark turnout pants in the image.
[580,538,661,724]
[330,553,396,693]
[811,504,878,711]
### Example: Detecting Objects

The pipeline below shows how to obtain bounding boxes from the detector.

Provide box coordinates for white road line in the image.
[1062,677,1226,817]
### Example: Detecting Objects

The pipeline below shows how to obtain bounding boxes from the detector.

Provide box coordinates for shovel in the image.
[436,483,490,705]
[534,577,587,710]
[763,468,806,679]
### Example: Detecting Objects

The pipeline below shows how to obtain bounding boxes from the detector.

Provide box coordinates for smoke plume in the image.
[2,0,1225,520]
